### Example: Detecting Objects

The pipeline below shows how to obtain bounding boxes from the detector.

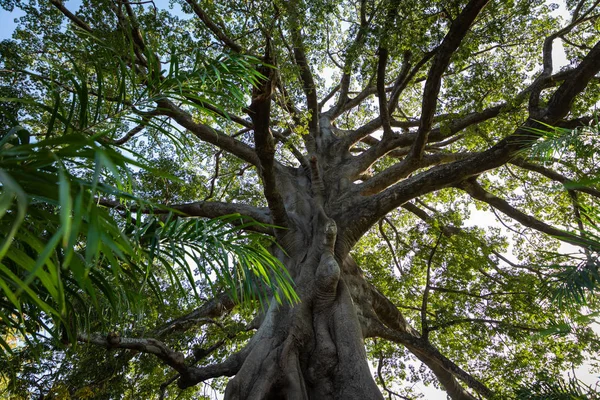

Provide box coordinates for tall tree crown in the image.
[1,0,600,398]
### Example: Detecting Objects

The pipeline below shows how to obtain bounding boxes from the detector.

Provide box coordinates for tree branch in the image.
[343,39,600,245]
[184,0,245,53]
[98,199,273,232]
[511,158,600,199]
[428,318,542,333]
[50,0,92,32]
[178,346,250,389]
[409,0,489,160]
[529,5,599,113]
[77,333,189,374]
[457,179,599,250]
[155,293,236,338]
[366,285,492,399]
[248,41,290,229]
[358,152,471,196]
[376,0,401,139]
[326,0,371,117]
[156,99,260,166]
[421,233,442,340]
[284,3,319,138]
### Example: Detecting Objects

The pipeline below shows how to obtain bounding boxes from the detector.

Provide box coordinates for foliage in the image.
[516,374,599,400]
[0,3,296,395]
[1,0,599,398]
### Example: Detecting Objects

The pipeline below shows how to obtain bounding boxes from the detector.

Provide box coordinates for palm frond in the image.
[516,374,598,399]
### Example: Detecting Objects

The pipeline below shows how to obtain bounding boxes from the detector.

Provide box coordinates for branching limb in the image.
[345,39,600,244]
[159,337,233,399]
[248,40,290,229]
[358,152,471,195]
[387,50,415,116]
[347,102,509,179]
[50,0,92,32]
[187,98,253,128]
[376,0,401,139]
[376,351,413,400]
[409,0,489,160]
[375,326,489,400]
[366,285,492,399]
[98,199,273,232]
[377,45,394,138]
[327,0,371,117]
[111,110,161,145]
[284,3,319,138]
[529,4,599,113]
[156,99,260,166]
[155,293,236,338]
[431,285,528,299]
[511,158,600,199]
[457,179,599,250]
[319,84,340,111]
[427,318,542,333]
[346,64,578,169]
[378,219,403,275]
[178,346,251,389]
[184,0,246,54]
[421,233,442,340]
[77,334,189,374]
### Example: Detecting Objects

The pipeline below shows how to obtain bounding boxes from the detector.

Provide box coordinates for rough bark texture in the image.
[218,158,385,399]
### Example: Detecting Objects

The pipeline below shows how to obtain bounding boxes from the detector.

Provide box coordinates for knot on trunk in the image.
[315,219,340,309]
[322,218,337,252]
[314,219,340,310]
[315,253,340,296]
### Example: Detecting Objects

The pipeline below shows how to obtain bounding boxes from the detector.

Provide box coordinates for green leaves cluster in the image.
[0,0,297,369]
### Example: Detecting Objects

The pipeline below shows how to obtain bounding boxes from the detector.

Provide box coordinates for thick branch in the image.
[529,4,600,112]
[77,334,188,374]
[346,64,581,171]
[50,0,92,32]
[358,152,471,195]
[457,179,599,250]
[347,103,509,179]
[343,39,600,245]
[284,3,319,137]
[184,0,245,53]
[376,0,401,139]
[156,99,260,166]
[99,199,273,230]
[410,0,489,159]
[327,0,371,117]
[248,42,290,229]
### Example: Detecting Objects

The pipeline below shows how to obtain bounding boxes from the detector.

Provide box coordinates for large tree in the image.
[2,0,600,398]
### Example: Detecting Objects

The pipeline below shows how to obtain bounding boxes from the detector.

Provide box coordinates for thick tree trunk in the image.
[223,216,383,400]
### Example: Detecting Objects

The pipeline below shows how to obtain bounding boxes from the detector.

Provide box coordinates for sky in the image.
[0,7,24,40]
[0,0,597,399]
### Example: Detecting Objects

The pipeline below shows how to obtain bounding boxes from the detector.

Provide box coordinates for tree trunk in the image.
[209,144,382,399]
[224,216,383,399]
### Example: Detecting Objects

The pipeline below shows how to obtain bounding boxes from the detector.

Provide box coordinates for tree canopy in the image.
[1,0,600,399]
